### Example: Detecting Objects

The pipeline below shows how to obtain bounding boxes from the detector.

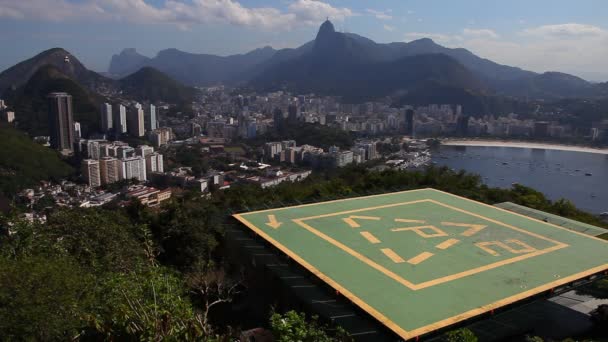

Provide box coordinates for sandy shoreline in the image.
[442,139,608,155]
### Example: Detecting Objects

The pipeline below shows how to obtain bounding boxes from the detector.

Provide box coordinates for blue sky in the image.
[1,0,607,80]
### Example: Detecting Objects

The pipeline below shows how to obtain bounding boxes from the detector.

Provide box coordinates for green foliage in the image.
[89,266,202,340]
[152,197,224,269]
[0,124,73,197]
[0,254,94,341]
[42,208,147,272]
[119,67,199,104]
[270,310,350,342]
[249,122,354,150]
[444,328,478,342]
[0,208,214,341]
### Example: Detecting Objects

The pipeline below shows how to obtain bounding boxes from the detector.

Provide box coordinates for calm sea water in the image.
[432,145,608,215]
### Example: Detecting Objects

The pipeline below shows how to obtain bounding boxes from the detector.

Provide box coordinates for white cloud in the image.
[462,28,499,39]
[522,23,606,38]
[383,24,395,32]
[459,23,608,78]
[401,23,608,79]
[289,0,354,26]
[0,0,354,30]
[366,8,392,21]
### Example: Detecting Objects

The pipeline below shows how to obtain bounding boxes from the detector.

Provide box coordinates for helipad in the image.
[233,188,608,340]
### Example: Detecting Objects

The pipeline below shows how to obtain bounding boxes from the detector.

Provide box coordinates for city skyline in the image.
[1,0,608,81]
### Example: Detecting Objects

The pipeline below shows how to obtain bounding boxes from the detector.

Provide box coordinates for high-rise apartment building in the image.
[0,111,14,123]
[114,104,127,134]
[145,152,164,173]
[405,109,415,136]
[136,145,154,157]
[120,156,147,181]
[101,103,113,132]
[128,106,145,137]
[47,92,75,152]
[150,127,173,147]
[99,157,120,185]
[82,159,101,187]
[146,104,157,131]
[74,122,81,139]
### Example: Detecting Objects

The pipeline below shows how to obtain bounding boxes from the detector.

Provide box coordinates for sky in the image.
[1,0,608,81]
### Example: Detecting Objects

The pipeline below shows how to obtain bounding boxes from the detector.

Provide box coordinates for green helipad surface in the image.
[233,188,608,340]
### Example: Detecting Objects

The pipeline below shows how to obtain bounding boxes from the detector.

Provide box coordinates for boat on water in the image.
[585,172,593,176]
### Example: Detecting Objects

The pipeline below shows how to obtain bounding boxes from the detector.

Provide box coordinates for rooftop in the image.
[233,188,608,340]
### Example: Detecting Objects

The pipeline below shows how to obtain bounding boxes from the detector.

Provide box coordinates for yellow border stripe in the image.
[233,213,412,339]
[233,188,608,340]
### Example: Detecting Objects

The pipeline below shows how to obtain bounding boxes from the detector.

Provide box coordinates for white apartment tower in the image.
[82,159,101,187]
[114,104,127,133]
[120,156,147,181]
[101,103,113,132]
[145,152,164,173]
[147,104,157,131]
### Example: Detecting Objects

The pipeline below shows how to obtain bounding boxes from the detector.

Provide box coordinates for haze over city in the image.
[1,0,608,80]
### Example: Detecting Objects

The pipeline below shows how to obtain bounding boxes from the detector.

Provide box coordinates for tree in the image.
[185,263,243,335]
[590,304,608,330]
[42,208,146,272]
[153,198,224,268]
[0,255,94,341]
[88,266,204,341]
[269,310,349,342]
[444,328,478,342]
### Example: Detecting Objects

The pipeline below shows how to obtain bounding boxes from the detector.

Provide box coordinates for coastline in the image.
[441,139,608,155]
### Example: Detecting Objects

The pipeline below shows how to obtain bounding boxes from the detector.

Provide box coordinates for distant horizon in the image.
[1,0,608,82]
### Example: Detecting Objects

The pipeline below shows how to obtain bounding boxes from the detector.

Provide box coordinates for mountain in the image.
[118,67,198,104]
[3,65,102,136]
[106,20,605,101]
[493,72,597,99]
[108,46,277,85]
[250,20,608,103]
[0,48,113,96]
[250,20,485,105]
[109,48,151,76]
[0,124,74,196]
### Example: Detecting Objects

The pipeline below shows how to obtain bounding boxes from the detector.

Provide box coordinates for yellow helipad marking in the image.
[381,248,405,263]
[476,239,537,256]
[394,218,427,224]
[342,215,381,228]
[360,231,381,244]
[291,199,568,291]
[408,252,434,265]
[435,238,460,250]
[441,222,487,236]
[233,188,608,341]
[391,225,449,238]
[265,215,282,229]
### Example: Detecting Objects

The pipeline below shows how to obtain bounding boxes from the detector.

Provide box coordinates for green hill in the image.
[119,67,198,104]
[0,124,73,196]
[4,64,101,136]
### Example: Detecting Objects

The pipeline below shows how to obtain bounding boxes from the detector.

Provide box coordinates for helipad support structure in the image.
[233,189,608,340]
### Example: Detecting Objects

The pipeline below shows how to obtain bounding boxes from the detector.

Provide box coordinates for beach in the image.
[442,139,608,155]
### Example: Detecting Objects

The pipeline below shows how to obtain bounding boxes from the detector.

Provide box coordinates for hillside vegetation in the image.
[0,124,73,196]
